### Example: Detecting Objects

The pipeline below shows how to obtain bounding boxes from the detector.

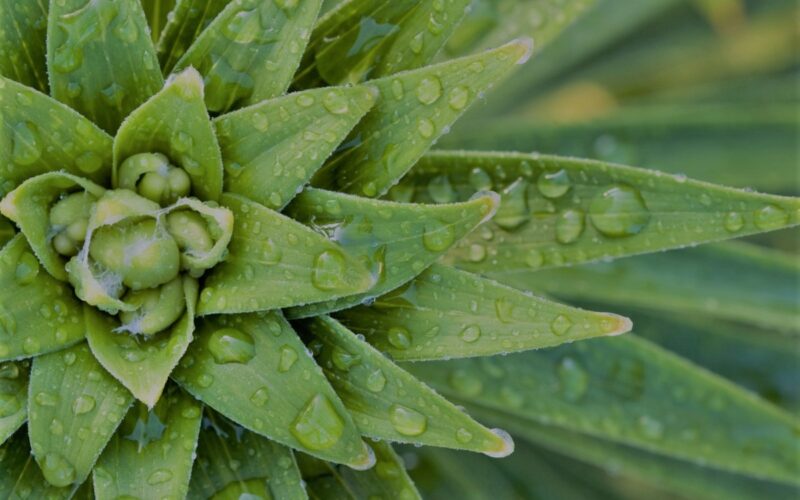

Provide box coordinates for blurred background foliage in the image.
[385,0,799,498]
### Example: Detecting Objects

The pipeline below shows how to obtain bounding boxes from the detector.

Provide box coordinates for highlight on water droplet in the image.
[208,328,256,364]
[389,404,427,436]
[290,394,345,450]
[589,184,651,237]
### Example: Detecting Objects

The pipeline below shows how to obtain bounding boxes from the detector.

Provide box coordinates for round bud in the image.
[119,278,186,335]
[138,172,168,204]
[167,211,214,255]
[53,233,79,256]
[167,168,192,199]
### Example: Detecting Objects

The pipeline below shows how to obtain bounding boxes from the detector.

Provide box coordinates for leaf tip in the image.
[347,440,377,471]
[604,313,633,337]
[483,427,515,458]
[166,66,205,100]
[510,37,535,65]
[470,190,501,224]
[0,191,19,222]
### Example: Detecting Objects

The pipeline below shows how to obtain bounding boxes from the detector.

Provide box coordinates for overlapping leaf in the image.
[93,388,202,499]
[303,316,512,455]
[311,39,532,197]
[140,0,177,42]
[0,0,48,92]
[47,0,164,133]
[0,430,76,499]
[198,193,373,315]
[214,85,376,210]
[0,360,28,446]
[156,0,232,74]
[172,312,373,468]
[337,263,630,361]
[286,189,498,318]
[338,440,421,500]
[29,343,134,487]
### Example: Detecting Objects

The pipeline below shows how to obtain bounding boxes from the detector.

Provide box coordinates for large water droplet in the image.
[72,394,96,415]
[495,298,515,323]
[14,251,40,285]
[250,387,269,407]
[555,209,585,244]
[147,468,174,485]
[389,404,427,436]
[251,111,269,132]
[208,328,255,364]
[459,324,481,343]
[448,86,469,111]
[322,90,350,114]
[589,185,650,237]
[278,345,298,372]
[556,357,588,402]
[723,211,744,232]
[312,249,347,290]
[753,205,788,230]
[551,315,572,336]
[416,76,442,105]
[422,220,455,251]
[494,178,529,231]
[290,394,345,450]
[331,347,360,371]
[456,427,473,443]
[387,326,411,350]
[537,169,571,198]
[41,453,76,487]
[366,369,387,392]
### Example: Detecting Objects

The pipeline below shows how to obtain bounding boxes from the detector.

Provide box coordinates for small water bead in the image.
[113,11,139,43]
[41,453,76,487]
[723,211,744,232]
[495,298,514,323]
[296,94,316,107]
[589,185,651,237]
[290,394,345,450]
[427,175,454,203]
[35,392,59,407]
[551,315,572,336]
[72,394,96,415]
[555,209,585,244]
[753,205,788,230]
[391,79,404,100]
[469,167,493,191]
[23,337,41,354]
[387,326,412,350]
[14,251,40,285]
[312,249,347,291]
[417,117,436,138]
[537,169,571,198]
[251,111,269,131]
[0,363,19,379]
[525,249,544,268]
[147,468,174,485]
[196,373,214,388]
[422,220,456,251]
[331,347,360,371]
[468,243,487,262]
[12,121,42,166]
[274,0,299,10]
[448,86,470,111]
[416,76,442,105]
[494,178,529,231]
[389,404,427,436]
[459,324,481,343]
[171,130,193,153]
[322,90,350,115]
[556,357,588,402]
[456,428,473,443]
[366,369,387,392]
[208,328,256,364]
[278,345,298,372]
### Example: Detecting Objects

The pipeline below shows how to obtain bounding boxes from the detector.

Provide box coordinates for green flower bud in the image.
[89,219,181,290]
[166,210,214,256]
[49,192,96,256]
[117,152,192,206]
[118,278,186,335]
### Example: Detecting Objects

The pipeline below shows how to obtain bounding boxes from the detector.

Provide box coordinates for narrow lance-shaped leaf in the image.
[0,430,76,499]
[311,39,532,198]
[0,235,86,361]
[393,151,800,271]
[173,0,323,114]
[337,263,631,361]
[189,410,307,500]
[338,440,421,500]
[29,343,134,487]
[0,0,48,91]
[93,388,202,499]
[285,189,498,319]
[0,360,28,446]
[113,67,224,202]
[302,316,514,456]
[172,312,374,469]
[296,0,470,87]
[404,335,800,486]
[139,0,177,42]
[0,76,113,196]
[156,0,232,74]
[198,193,373,315]
[47,0,164,133]
[507,241,800,334]
[214,85,377,210]
[86,277,199,408]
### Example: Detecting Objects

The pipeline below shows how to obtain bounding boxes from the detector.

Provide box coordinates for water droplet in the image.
[723,211,744,232]
[417,117,436,138]
[494,178,529,231]
[249,387,269,407]
[208,328,255,364]
[422,219,455,251]
[331,347,359,371]
[537,169,571,198]
[0,363,19,379]
[113,12,139,43]
[427,175,454,203]
[23,337,41,354]
[278,345,298,372]
[196,373,214,388]
[468,243,486,262]
[171,130,193,153]
[551,315,572,336]
[449,369,483,397]
[389,404,427,436]
[387,326,411,350]
[222,8,262,44]
[14,252,40,285]
[312,249,348,291]
[147,469,173,485]
[556,357,588,402]
[75,150,103,173]
[274,0,299,10]
[322,91,350,114]
[525,249,543,268]
[469,167,493,191]
[35,392,59,407]
[251,111,269,131]
[448,86,469,110]
[41,453,76,487]
[589,185,651,237]
[72,394,96,415]
[555,209,585,244]
[753,205,788,230]
[495,298,514,323]
[366,369,386,392]
[12,121,42,166]
[296,94,315,107]
[291,394,345,450]
[456,428,473,443]
[459,324,481,343]
[416,76,442,105]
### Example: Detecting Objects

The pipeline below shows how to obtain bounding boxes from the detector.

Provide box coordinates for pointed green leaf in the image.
[285,189,498,319]
[0,360,28,446]
[503,242,800,334]
[336,263,630,361]
[0,235,86,361]
[140,0,177,42]
[172,312,373,468]
[395,151,800,271]
[339,441,421,500]
[197,193,373,316]
[214,85,377,210]
[113,67,223,202]
[93,388,202,499]
[86,278,199,407]
[47,0,164,133]
[296,0,470,86]
[29,343,134,487]
[0,430,75,499]
[0,0,48,91]
[156,0,232,74]
[189,411,306,499]
[173,0,322,114]
[302,316,513,455]
[405,335,800,485]
[311,39,531,198]
[0,76,112,196]
[0,173,105,281]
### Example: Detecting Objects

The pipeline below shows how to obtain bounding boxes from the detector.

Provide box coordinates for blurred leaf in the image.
[285,189,498,319]
[302,316,511,455]
[47,0,164,133]
[189,410,306,499]
[405,335,800,485]
[0,360,28,446]
[93,389,202,499]
[139,0,177,42]
[0,216,13,247]
[336,263,630,361]
[0,0,48,92]
[498,242,800,334]
[338,440,421,500]
[157,0,232,74]
[29,343,134,487]
[0,429,75,499]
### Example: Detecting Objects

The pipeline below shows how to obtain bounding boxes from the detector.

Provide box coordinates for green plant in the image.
[0,0,797,498]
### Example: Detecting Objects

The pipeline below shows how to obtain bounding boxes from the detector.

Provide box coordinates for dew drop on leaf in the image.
[322,90,350,115]
[11,121,42,166]
[208,328,256,365]
[278,345,298,372]
[366,369,387,392]
[588,185,651,237]
[14,251,40,285]
[551,315,573,336]
[72,394,96,415]
[41,453,76,487]
[459,324,481,343]
[147,468,174,485]
[537,169,571,198]
[723,211,744,232]
[312,249,348,291]
[415,76,442,105]
[250,387,269,407]
[753,205,788,230]
[555,209,585,244]
[387,326,412,350]
[422,220,455,251]
[494,178,530,231]
[448,86,470,111]
[389,404,428,436]
[290,394,345,450]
